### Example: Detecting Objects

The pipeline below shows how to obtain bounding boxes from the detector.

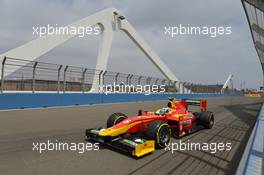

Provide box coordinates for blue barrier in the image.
[236,103,264,175]
[0,93,240,110]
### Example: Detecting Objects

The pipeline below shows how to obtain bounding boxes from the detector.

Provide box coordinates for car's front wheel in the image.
[106,112,127,128]
[146,121,171,148]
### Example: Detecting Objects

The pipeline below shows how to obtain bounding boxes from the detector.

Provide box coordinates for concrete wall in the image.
[0,93,241,110]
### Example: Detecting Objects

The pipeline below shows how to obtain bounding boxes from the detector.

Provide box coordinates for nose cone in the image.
[99,128,117,136]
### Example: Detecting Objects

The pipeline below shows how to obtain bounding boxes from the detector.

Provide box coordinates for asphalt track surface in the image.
[0,97,262,175]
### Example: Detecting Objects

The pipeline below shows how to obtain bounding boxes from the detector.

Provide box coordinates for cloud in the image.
[0,0,262,89]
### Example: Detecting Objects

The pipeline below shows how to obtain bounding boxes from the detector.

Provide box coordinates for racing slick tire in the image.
[146,121,171,148]
[107,112,127,128]
[199,111,214,129]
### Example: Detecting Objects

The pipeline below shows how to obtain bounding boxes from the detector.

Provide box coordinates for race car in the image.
[85,98,214,157]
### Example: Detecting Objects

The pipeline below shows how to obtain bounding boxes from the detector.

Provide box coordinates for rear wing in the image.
[169,98,207,111]
[182,99,207,111]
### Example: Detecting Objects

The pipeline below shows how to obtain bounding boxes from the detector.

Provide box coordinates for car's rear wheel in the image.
[146,121,171,148]
[107,112,127,128]
[199,111,214,129]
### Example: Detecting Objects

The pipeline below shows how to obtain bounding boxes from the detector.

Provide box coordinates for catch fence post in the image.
[57,65,63,93]
[1,57,7,93]
[63,66,69,93]
[32,62,38,93]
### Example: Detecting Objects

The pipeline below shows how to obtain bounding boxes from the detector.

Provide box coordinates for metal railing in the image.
[0,57,230,93]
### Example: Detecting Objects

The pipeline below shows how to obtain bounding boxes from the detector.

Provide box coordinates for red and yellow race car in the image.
[85,98,214,157]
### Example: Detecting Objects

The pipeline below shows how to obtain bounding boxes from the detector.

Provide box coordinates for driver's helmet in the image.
[159,107,169,115]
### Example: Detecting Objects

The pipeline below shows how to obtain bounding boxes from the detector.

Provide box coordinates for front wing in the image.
[85,128,155,157]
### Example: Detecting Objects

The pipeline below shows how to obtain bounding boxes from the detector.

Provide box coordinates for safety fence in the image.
[237,1,264,174]
[0,57,231,93]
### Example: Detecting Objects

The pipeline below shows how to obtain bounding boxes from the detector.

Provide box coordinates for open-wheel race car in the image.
[85,98,214,157]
